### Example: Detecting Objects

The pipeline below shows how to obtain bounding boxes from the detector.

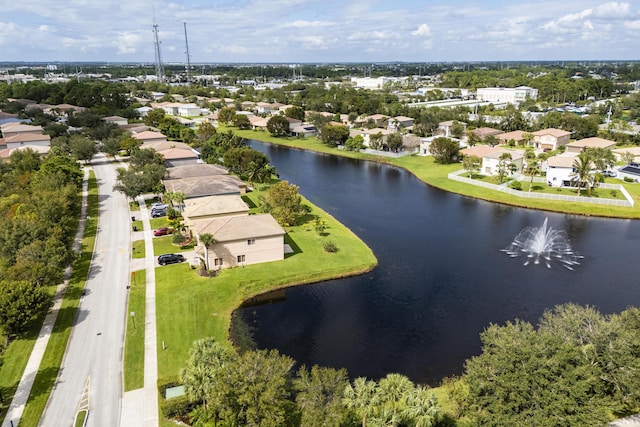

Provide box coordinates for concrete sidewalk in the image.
[119,197,159,427]
[2,168,90,427]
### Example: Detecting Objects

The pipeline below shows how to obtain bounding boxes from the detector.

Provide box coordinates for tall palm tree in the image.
[377,373,414,423]
[199,233,216,271]
[527,159,541,192]
[570,151,595,196]
[343,377,378,427]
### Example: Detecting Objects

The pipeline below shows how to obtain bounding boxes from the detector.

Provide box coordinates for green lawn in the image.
[124,270,146,391]
[152,235,195,256]
[389,155,640,219]
[132,239,145,259]
[18,171,99,427]
[132,219,144,231]
[154,193,377,383]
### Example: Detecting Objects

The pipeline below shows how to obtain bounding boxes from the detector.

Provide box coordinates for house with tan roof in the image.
[3,133,51,149]
[497,130,529,146]
[132,130,168,145]
[157,148,199,167]
[613,146,640,163]
[544,152,595,187]
[163,175,247,199]
[467,127,504,141]
[165,163,229,180]
[183,195,249,225]
[0,123,44,138]
[532,128,571,151]
[248,115,269,131]
[192,213,285,269]
[565,137,616,153]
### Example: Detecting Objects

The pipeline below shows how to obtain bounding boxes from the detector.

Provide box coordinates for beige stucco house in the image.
[183,195,250,225]
[192,213,285,269]
[532,128,571,151]
[565,137,616,154]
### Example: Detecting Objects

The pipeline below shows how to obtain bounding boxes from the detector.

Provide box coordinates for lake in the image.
[234,141,640,385]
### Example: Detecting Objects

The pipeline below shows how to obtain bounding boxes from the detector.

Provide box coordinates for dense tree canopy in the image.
[460,304,640,426]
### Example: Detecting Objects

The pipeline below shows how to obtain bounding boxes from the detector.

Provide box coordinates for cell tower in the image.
[152,11,165,83]
[183,21,192,84]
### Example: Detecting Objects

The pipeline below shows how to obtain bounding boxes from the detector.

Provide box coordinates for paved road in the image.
[40,153,130,427]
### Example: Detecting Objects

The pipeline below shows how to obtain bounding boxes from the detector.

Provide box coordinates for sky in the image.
[1,0,639,64]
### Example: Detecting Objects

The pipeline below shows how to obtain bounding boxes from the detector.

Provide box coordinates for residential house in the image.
[437,120,467,138]
[497,130,528,146]
[565,137,616,154]
[532,128,571,151]
[248,115,269,131]
[132,130,168,145]
[3,133,51,149]
[613,146,640,163]
[291,124,317,138]
[543,153,597,187]
[192,213,285,269]
[177,104,202,117]
[183,195,250,225]
[157,148,200,167]
[388,116,414,131]
[467,127,504,142]
[165,163,229,180]
[163,175,247,199]
[103,116,128,126]
[481,150,525,176]
[0,123,44,138]
[363,114,390,128]
[362,128,394,148]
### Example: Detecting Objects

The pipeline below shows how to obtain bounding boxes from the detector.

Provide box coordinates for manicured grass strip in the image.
[152,235,194,256]
[132,220,144,231]
[74,409,87,427]
[155,192,377,382]
[0,309,48,423]
[124,270,146,391]
[132,239,146,259]
[19,171,99,427]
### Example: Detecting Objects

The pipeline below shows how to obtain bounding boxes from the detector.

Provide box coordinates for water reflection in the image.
[235,141,640,385]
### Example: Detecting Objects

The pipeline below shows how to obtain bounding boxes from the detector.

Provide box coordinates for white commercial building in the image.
[476,86,538,104]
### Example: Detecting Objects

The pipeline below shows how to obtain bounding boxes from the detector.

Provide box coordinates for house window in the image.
[247,239,255,245]
[214,258,223,266]
[237,255,246,263]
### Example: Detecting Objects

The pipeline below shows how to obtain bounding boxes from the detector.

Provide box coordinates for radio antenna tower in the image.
[152,8,165,83]
[183,21,192,84]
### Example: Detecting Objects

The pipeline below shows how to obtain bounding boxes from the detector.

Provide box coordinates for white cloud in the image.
[594,2,630,18]
[283,20,334,28]
[624,19,640,29]
[411,23,431,37]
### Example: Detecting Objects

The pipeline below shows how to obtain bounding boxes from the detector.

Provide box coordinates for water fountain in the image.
[501,218,583,270]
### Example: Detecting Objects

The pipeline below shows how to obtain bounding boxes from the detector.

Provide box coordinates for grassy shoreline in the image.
[229,126,640,219]
[154,191,377,383]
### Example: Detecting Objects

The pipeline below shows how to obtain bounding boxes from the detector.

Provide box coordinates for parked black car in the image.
[157,253,185,266]
[151,209,167,218]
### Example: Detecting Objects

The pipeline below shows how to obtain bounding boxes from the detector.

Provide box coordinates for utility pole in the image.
[152,7,164,83]
[183,21,192,85]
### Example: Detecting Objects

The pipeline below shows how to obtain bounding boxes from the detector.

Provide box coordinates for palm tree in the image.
[199,233,216,271]
[404,386,440,427]
[343,377,378,427]
[527,159,541,192]
[377,374,414,425]
[570,151,595,196]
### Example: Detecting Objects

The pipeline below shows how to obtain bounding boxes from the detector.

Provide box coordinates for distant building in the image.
[476,86,538,104]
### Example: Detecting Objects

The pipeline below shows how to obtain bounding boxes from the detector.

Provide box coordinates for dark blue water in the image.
[235,141,640,386]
